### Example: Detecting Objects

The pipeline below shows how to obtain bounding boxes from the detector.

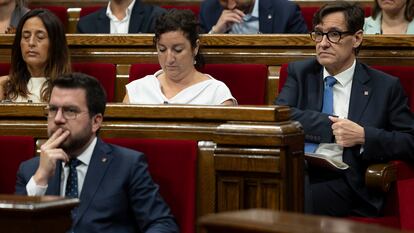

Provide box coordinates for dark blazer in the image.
[15,138,178,233]
[77,0,166,33]
[275,58,414,214]
[199,0,308,33]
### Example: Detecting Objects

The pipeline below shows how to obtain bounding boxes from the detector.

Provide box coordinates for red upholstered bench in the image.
[0,136,35,194]
[30,6,68,28]
[371,66,414,112]
[0,63,10,76]
[129,63,268,105]
[300,6,372,31]
[278,63,414,230]
[103,138,197,233]
[80,6,102,17]
[72,63,116,102]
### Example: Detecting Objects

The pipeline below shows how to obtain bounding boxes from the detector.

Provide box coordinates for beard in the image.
[48,123,94,156]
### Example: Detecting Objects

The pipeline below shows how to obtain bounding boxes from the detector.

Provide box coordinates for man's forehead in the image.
[316,11,348,31]
[50,87,86,104]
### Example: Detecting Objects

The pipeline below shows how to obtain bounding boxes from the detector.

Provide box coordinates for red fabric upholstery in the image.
[371,66,414,112]
[80,6,102,17]
[279,63,414,230]
[103,138,197,233]
[300,6,319,31]
[351,161,414,230]
[162,5,200,17]
[0,136,34,194]
[300,6,372,31]
[72,63,116,102]
[0,63,10,76]
[129,63,268,105]
[30,6,68,27]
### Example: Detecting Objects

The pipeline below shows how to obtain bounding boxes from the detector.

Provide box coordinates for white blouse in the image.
[15,77,47,103]
[126,70,237,105]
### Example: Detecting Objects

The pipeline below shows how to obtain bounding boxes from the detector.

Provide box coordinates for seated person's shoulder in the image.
[0,75,9,85]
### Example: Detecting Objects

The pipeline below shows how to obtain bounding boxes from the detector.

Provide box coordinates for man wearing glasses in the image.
[276,2,414,217]
[15,73,178,233]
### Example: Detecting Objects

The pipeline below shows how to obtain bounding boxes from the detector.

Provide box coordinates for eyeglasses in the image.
[45,105,88,120]
[310,30,354,43]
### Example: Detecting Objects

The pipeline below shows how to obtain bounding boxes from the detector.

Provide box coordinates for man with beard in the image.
[15,72,178,233]
[200,0,308,34]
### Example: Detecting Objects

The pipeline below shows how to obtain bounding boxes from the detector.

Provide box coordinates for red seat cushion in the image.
[371,66,414,112]
[300,6,319,31]
[103,138,197,233]
[80,6,102,17]
[129,64,268,105]
[301,6,372,31]
[30,6,68,28]
[72,63,116,102]
[0,136,34,194]
[0,63,10,76]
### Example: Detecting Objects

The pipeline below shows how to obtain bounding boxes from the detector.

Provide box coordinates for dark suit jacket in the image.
[275,58,414,215]
[199,0,308,33]
[15,138,178,233]
[77,0,166,33]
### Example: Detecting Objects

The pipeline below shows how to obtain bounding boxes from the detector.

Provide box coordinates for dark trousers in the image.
[304,167,377,217]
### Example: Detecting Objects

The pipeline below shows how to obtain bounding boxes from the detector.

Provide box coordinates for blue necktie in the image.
[65,159,81,198]
[305,76,337,153]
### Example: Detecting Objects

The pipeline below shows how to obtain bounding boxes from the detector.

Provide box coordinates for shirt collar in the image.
[323,59,356,87]
[251,0,259,18]
[64,137,97,167]
[106,0,135,21]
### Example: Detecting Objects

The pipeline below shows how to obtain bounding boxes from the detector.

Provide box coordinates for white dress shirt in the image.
[106,0,135,34]
[26,137,97,196]
[315,60,355,162]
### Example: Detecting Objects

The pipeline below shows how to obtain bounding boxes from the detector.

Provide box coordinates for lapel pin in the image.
[364,91,369,96]
[102,158,107,163]
[268,14,272,19]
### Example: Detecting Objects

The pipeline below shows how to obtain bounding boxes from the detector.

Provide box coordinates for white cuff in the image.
[26,176,48,196]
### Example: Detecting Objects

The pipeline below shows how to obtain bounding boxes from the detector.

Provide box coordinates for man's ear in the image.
[353,30,363,49]
[91,113,103,133]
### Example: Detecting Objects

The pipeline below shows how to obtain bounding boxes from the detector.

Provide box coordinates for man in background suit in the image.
[200,0,308,34]
[276,2,414,217]
[77,0,165,33]
[15,72,178,233]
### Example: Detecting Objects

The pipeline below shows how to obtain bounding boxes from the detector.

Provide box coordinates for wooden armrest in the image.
[365,163,397,192]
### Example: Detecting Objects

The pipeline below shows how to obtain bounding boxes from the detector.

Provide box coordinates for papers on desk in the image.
[305,152,349,170]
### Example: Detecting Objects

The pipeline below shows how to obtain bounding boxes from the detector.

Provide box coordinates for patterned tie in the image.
[305,76,337,153]
[65,158,81,198]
